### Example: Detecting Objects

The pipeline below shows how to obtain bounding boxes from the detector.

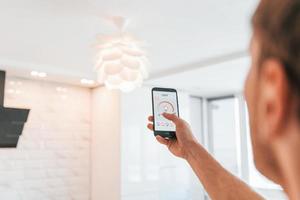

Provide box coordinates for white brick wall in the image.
[1,77,91,200]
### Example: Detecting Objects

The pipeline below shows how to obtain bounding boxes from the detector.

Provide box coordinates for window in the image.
[121,88,205,200]
[121,87,287,200]
[207,97,241,177]
[205,95,286,200]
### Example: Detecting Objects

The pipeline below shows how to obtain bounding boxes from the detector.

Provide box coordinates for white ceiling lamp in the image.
[95,16,149,92]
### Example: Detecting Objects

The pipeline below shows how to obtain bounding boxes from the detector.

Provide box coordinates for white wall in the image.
[0,77,123,200]
[1,76,91,200]
[91,87,121,200]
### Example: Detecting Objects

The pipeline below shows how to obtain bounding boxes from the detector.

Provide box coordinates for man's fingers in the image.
[162,113,180,124]
[147,123,153,131]
[156,136,170,145]
[148,116,154,122]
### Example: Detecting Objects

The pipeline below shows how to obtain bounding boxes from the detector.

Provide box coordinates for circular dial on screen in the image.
[157,101,175,115]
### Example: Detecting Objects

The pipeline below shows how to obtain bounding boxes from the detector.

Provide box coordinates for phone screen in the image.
[152,90,179,132]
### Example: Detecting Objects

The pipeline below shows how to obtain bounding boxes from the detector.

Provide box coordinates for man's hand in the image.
[147,113,264,200]
[147,113,198,160]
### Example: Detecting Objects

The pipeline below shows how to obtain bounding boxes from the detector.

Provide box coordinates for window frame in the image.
[199,93,285,199]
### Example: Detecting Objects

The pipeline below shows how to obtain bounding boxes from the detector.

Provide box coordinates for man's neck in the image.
[273,125,300,200]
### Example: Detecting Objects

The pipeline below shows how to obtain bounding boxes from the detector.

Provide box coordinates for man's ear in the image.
[258,59,290,141]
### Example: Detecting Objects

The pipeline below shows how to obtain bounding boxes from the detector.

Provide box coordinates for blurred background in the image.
[0,0,287,199]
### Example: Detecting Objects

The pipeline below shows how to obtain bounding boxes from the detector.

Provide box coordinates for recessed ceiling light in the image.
[80,79,95,85]
[31,71,47,78]
[56,87,67,92]
[31,71,39,76]
[38,72,47,78]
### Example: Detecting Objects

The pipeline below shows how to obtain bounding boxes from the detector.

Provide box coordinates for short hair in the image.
[252,0,300,116]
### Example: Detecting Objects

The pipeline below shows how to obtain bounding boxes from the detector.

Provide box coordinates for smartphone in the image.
[151,87,179,139]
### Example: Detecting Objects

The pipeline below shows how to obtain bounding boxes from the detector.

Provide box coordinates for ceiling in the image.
[146,56,251,97]
[0,0,257,80]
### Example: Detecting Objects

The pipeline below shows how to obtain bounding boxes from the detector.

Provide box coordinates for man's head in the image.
[245,0,300,184]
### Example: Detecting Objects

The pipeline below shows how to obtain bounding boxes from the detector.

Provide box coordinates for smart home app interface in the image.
[153,91,178,132]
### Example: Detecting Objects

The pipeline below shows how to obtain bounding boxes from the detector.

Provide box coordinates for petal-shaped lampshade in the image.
[95,33,149,92]
[104,74,123,88]
[103,62,123,75]
[121,55,140,70]
[101,48,123,61]
[120,67,139,82]
[121,46,144,57]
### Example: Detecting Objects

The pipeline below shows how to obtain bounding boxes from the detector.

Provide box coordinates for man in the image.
[147,0,300,199]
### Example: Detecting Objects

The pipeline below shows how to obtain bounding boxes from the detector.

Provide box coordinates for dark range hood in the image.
[0,71,30,148]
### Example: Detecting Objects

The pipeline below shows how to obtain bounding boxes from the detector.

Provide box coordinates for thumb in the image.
[162,113,180,124]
